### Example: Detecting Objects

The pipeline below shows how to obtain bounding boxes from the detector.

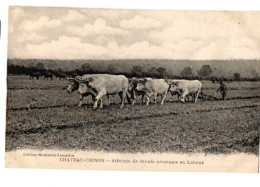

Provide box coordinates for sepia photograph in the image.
[5,6,259,172]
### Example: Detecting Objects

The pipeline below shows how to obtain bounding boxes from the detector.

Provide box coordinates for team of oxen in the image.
[66,74,202,109]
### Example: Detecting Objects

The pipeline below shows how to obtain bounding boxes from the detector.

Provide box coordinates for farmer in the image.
[216,81,227,100]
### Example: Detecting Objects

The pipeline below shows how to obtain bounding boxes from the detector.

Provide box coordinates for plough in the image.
[198,92,219,101]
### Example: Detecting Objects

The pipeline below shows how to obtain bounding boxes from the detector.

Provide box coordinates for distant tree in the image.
[233,72,241,81]
[107,64,117,74]
[81,63,92,73]
[181,67,193,77]
[156,67,167,78]
[198,65,213,77]
[47,60,58,70]
[36,62,45,70]
[7,64,27,75]
[251,70,259,78]
[7,64,15,74]
[146,66,157,77]
[73,68,83,76]
[131,66,143,77]
[91,61,105,73]
[26,61,35,68]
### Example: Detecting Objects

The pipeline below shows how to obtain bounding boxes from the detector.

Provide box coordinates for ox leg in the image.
[161,92,167,105]
[146,95,150,106]
[190,94,193,102]
[106,95,110,106]
[99,99,103,109]
[145,93,152,106]
[126,92,132,105]
[119,91,127,109]
[170,92,173,102]
[93,91,106,109]
[92,94,103,108]
[119,92,123,103]
[154,93,158,104]
[78,95,84,107]
[131,91,137,105]
[91,94,95,102]
[181,90,189,103]
[141,93,145,104]
[185,94,190,102]
[194,90,200,103]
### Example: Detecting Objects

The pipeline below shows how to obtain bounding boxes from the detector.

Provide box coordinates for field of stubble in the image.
[6,75,260,154]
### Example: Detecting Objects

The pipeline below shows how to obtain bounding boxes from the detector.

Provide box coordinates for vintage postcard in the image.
[5,6,259,172]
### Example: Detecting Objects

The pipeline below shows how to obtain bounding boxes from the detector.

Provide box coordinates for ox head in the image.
[77,77,94,95]
[169,81,179,92]
[66,78,79,93]
[135,78,150,91]
[128,77,139,91]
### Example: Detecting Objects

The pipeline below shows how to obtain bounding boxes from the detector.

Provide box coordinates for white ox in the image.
[135,78,169,105]
[67,75,107,108]
[169,80,202,103]
[77,74,130,109]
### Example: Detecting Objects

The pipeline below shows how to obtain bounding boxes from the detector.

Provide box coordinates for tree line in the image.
[7,61,260,81]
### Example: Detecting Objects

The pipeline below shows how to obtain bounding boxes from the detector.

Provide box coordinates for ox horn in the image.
[172,81,179,86]
[164,79,171,84]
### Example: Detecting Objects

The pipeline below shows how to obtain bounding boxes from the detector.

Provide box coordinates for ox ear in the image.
[87,77,94,82]
[78,76,94,86]
[173,81,179,86]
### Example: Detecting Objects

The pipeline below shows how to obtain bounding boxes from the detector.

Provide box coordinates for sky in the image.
[8,6,260,60]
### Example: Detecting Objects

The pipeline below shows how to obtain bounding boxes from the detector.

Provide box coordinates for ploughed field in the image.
[6,75,260,154]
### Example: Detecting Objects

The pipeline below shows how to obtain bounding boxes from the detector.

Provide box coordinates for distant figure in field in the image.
[216,81,227,100]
